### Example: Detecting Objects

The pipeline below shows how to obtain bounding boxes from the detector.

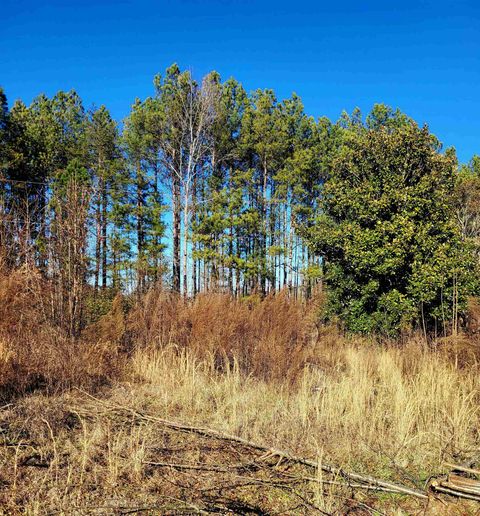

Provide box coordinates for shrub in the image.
[0,265,122,399]
[306,121,477,335]
[126,289,318,381]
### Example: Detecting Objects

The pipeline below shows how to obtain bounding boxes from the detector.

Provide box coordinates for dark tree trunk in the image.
[172,174,181,293]
[101,180,107,289]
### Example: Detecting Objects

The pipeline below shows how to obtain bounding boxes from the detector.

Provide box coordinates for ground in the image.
[1,339,480,514]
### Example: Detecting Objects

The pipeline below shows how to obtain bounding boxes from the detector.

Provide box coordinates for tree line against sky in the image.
[1,63,479,335]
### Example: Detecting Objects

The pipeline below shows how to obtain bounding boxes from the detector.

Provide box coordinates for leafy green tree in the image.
[50,159,91,336]
[0,88,8,174]
[4,92,86,267]
[306,115,475,335]
[455,156,480,242]
[192,76,248,294]
[238,89,289,293]
[151,64,218,295]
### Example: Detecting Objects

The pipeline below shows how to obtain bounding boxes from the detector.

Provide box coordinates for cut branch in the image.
[74,392,429,500]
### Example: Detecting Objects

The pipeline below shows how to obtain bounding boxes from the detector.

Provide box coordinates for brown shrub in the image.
[434,333,480,367]
[465,296,480,335]
[0,266,122,400]
[82,293,126,346]
[126,289,319,381]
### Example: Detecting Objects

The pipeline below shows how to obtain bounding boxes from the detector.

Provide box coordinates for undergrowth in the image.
[1,266,480,513]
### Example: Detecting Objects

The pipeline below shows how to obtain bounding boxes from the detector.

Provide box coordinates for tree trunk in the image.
[261,159,268,296]
[182,183,189,298]
[192,175,197,297]
[101,179,107,289]
[172,174,181,293]
[94,197,101,293]
[136,164,145,295]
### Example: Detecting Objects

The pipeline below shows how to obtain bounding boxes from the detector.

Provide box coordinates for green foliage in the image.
[3,71,480,338]
[0,88,8,172]
[306,111,477,334]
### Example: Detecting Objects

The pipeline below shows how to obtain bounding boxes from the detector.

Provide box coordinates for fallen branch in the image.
[430,483,480,502]
[431,465,480,501]
[280,472,417,496]
[143,460,258,473]
[443,462,480,477]
[74,391,429,500]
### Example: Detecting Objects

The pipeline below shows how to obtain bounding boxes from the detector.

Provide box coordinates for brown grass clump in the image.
[127,289,318,382]
[0,266,122,399]
[465,296,480,335]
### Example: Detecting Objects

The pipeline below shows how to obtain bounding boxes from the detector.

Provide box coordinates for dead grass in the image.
[128,341,480,477]
[126,288,320,382]
[1,268,480,513]
[0,266,123,399]
[1,340,479,513]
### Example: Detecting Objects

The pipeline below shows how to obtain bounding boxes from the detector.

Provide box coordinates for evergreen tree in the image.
[306,115,475,334]
[123,98,167,293]
[87,105,119,290]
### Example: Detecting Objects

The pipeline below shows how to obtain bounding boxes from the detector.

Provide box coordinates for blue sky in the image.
[2,0,479,163]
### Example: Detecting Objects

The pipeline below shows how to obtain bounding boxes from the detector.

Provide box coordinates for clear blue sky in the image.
[2,0,479,163]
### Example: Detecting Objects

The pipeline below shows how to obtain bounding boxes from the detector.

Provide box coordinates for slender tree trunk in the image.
[182,183,189,298]
[101,179,107,289]
[94,197,101,293]
[112,249,117,291]
[154,164,160,284]
[136,164,145,295]
[192,174,197,297]
[261,159,268,296]
[228,215,234,296]
[172,174,181,293]
[37,184,47,272]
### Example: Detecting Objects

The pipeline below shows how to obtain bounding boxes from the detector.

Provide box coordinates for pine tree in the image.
[87,105,119,291]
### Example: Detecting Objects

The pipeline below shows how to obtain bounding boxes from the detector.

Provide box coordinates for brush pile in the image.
[431,463,480,501]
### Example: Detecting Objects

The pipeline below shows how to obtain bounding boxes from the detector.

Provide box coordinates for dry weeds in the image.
[1,269,480,513]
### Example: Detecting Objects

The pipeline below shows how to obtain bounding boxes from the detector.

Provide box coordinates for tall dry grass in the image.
[0,265,122,399]
[1,268,480,512]
[2,341,479,513]
[129,340,480,477]
[126,288,322,381]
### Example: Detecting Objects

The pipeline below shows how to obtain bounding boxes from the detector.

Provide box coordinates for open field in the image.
[2,2,480,514]
[1,268,480,514]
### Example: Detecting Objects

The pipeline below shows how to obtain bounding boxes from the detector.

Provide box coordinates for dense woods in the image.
[1,65,479,335]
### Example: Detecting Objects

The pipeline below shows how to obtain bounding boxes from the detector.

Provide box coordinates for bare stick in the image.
[73,392,429,500]
[443,462,480,477]
[431,485,480,502]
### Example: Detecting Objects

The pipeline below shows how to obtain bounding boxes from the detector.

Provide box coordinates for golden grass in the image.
[0,341,478,513]
[2,340,479,513]
[129,341,480,479]
[1,268,480,512]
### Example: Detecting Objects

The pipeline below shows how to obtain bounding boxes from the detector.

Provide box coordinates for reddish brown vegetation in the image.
[2,267,480,513]
[0,265,121,399]
[0,263,326,398]
[127,289,322,381]
[2,263,480,401]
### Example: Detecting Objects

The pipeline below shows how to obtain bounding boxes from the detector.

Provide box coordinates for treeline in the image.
[0,64,479,335]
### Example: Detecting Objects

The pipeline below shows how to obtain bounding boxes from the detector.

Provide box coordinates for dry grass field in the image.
[1,266,480,514]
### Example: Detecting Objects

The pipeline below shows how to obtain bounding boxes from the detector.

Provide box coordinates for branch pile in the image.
[430,463,480,502]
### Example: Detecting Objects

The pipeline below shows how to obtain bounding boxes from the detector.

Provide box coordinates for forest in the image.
[1,63,479,337]
[2,65,480,513]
